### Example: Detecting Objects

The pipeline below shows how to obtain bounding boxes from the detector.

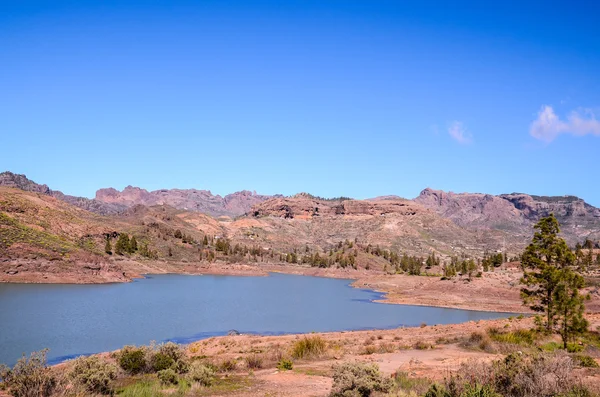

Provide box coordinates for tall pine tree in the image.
[520,214,576,332]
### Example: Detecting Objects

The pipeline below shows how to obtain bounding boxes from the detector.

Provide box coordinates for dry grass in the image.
[291,336,327,360]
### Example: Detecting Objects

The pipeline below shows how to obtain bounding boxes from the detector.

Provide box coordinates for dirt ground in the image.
[184,314,600,397]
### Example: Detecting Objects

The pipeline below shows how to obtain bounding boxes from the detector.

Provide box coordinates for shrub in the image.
[0,350,56,397]
[573,354,599,368]
[118,345,147,374]
[148,342,188,373]
[245,354,263,369]
[394,371,432,395]
[444,351,596,397]
[150,352,174,372]
[487,328,536,346]
[291,336,326,359]
[361,345,378,355]
[462,332,496,353]
[69,355,117,395]
[330,362,392,397]
[157,368,178,385]
[277,359,293,371]
[413,341,432,350]
[187,362,214,386]
[219,359,237,372]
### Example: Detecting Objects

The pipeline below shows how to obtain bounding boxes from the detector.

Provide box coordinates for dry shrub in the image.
[69,355,117,395]
[393,371,433,396]
[379,343,396,353]
[218,358,237,372]
[291,336,326,359]
[436,351,595,397]
[187,361,215,386]
[0,350,56,397]
[361,345,378,355]
[414,340,433,350]
[461,332,497,353]
[330,362,393,397]
[245,354,263,369]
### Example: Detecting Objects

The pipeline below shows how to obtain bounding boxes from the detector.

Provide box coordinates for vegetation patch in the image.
[329,362,392,397]
[69,355,118,395]
[291,336,327,359]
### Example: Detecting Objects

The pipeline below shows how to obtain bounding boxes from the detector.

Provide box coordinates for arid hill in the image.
[1,184,507,283]
[0,172,126,215]
[415,188,600,246]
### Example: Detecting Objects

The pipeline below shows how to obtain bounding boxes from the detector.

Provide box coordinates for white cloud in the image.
[447,121,472,144]
[530,105,600,143]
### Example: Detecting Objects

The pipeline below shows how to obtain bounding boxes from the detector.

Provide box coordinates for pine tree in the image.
[520,214,576,332]
[115,233,130,256]
[129,236,138,252]
[552,268,589,348]
[105,237,112,255]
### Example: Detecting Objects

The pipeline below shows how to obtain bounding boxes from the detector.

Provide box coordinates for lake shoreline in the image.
[0,259,539,313]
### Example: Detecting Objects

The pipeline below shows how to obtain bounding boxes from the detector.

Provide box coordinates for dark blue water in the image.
[0,273,514,366]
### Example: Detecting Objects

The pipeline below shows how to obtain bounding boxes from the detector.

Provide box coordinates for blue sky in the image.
[1,1,599,205]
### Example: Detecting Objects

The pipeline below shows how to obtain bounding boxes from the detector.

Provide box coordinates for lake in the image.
[0,273,514,366]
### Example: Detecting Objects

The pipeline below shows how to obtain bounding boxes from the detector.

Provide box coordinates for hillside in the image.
[415,188,600,246]
[0,186,501,283]
[2,172,600,284]
[0,172,126,215]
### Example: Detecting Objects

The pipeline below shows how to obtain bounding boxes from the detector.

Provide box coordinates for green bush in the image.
[187,361,215,387]
[291,336,327,359]
[393,371,432,395]
[69,355,117,395]
[118,345,147,375]
[573,354,599,368]
[277,359,293,371]
[150,352,174,372]
[157,368,178,385]
[0,350,56,397]
[487,328,536,345]
[330,362,392,397]
[148,342,188,373]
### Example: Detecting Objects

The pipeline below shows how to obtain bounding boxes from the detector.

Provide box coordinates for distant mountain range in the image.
[1,171,599,247]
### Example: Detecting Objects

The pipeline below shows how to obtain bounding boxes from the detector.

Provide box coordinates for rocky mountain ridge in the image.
[0,172,125,215]
[2,171,599,246]
[95,185,276,218]
[415,188,600,245]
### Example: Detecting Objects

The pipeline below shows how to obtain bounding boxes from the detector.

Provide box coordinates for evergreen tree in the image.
[552,268,589,348]
[115,233,130,256]
[105,237,112,255]
[129,236,138,252]
[520,214,577,332]
[203,235,209,246]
